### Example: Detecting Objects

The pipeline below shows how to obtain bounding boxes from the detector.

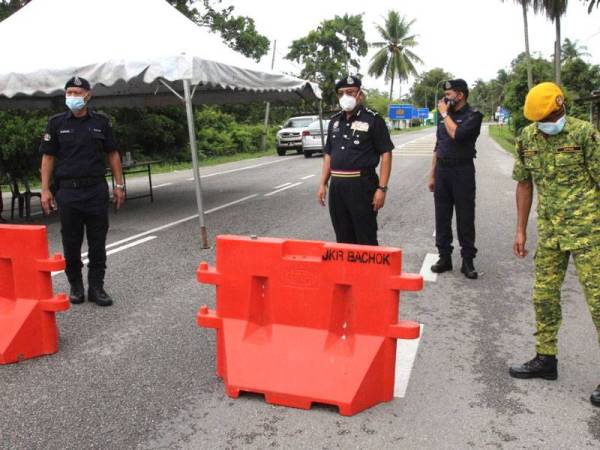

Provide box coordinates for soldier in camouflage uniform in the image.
[508,82,600,408]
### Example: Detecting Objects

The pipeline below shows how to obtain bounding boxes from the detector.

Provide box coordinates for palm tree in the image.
[583,0,599,13]
[368,11,423,102]
[539,0,568,85]
[501,0,539,90]
[561,37,591,60]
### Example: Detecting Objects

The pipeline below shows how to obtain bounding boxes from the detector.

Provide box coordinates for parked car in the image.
[301,119,330,158]
[276,115,318,156]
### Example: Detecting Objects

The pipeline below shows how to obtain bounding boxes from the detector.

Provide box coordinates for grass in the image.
[489,124,517,157]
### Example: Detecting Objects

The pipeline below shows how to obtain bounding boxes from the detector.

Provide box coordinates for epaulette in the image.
[329,111,343,120]
[363,107,379,116]
[91,110,113,126]
[48,111,67,122]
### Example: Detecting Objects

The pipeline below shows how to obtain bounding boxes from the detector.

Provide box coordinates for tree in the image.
[363,88,401,116]
[409,68,454,110]
[286,14,368,107]
[368,11,423,102]
[561,37,591,60]
[539,0,568,85]
[582,0,599,12]
[500,1,542,90]
[0,0,29,21]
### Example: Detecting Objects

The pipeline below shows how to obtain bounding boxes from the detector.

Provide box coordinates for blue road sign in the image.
[417,108,430,119]
[388,104,414,120]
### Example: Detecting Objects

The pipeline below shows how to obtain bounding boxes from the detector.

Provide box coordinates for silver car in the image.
[276,115,318,156]
[301,119,330,158]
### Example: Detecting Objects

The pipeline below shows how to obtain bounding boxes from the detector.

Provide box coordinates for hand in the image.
[317,184,327,206]
[113,187,125,209]
[428,175,435,192]
[513,230,528,258]
[41,189,55,215]
[372,189,386,211]
[437,98,448,115]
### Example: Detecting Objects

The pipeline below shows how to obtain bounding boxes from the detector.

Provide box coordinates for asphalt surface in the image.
[1,127,599,449]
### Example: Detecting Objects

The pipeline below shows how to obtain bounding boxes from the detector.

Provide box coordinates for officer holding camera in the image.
[428,79,483,279]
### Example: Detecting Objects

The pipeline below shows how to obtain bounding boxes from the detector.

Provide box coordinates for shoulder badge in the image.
[92,110,113,127]
[364,107,379,116]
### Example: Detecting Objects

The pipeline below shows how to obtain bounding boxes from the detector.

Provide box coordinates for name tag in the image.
[556,146,581,153]
[351,121,369,132]
[58,129,72,134]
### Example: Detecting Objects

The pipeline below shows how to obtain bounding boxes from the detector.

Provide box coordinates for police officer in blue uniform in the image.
[318,75,394,245]
[428,79,483,279]
[40,76,125,307]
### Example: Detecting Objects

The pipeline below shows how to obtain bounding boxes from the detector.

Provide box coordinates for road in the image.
[1,127,599,449]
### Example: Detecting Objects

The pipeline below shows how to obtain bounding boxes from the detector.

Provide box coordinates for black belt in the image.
[58,177,105,189]
[436,158,472,167]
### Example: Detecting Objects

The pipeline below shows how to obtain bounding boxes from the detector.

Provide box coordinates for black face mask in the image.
[444,96,457,107]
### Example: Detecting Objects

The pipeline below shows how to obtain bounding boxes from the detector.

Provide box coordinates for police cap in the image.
[64,76,91,91]
[444,79,469,95]
[335,75,362,91]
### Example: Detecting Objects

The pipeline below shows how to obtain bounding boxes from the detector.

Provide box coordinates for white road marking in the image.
[264,182,303,197]
[186,156,303,183]
[205,194,258,214]
[154,182,173,188]
[394,324,424,398]
[274,182,292,189]
[301,174,316,180]
[419,253,439,283]
[52,236,157,277]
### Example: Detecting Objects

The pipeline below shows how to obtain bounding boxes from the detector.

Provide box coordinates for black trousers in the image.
[55,182,109,287]
[434,161,477,259]
[328,173,379,246]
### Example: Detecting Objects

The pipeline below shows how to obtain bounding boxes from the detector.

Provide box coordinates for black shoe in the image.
[509,354,557,380]
[88,286,113,307]
[431,256,452,273]
[461,258,478,279]
[69,281,85,304]
[591,385,600,407]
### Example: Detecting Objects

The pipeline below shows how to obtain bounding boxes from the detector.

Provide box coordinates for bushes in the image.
[0,110,47,179]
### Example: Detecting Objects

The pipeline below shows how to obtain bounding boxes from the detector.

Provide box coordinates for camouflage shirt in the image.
[512,117,600,251]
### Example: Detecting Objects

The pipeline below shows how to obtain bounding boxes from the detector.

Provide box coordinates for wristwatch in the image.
[441,111,448,119]
[115,184,125,190]
[377,185,388,193]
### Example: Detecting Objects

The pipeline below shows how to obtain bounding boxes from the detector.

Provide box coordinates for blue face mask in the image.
[65,96,86,112]
[537,115,566,135]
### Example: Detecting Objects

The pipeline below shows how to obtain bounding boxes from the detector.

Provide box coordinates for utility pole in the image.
[261,40,277,151]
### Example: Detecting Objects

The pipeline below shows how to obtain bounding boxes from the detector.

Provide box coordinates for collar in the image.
[342,104,365,121]
[67,107,92,120]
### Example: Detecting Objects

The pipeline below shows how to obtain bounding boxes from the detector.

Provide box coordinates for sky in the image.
[226,0,600,96]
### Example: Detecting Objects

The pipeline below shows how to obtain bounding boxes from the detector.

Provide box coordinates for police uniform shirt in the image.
[324,106,394,170]
[39,110,118,179]
[435,104,483,159]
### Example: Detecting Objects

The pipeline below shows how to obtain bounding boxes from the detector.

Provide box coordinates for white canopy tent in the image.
[0,0,322,247]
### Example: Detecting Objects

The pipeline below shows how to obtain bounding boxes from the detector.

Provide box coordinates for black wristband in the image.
[377,185,388,192]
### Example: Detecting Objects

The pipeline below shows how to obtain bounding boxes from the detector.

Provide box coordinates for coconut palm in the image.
[501,0,542,90]
[368,11,423,102]
[561,37,591,60]
[539,0,568,84]
[583,0,599,13]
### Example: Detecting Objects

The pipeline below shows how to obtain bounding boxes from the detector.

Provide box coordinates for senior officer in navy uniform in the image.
[40,76,125,307]
[318,75,394,245]
[428,79,483,279]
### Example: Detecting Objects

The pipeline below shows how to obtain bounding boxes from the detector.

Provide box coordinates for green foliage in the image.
[489,124,517,156]
[0,0,28,21]
[409,68,454,110]
[167,0,270,61]
[368,11,423,101]
[363,89,396,116]
[286,14,368,107]
[194,106,273,157]
[0,110,47,179]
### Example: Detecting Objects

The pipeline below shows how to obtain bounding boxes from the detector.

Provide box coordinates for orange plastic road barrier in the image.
[0,225,69,364]
[197,235,422,416]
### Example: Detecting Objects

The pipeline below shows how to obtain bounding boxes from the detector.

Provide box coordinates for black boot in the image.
[69,280,85,304]
[509,354,557,380]
[461,258,478,279]
[431,256,452,273]
[88,286,113,307]
[591,386,600,407]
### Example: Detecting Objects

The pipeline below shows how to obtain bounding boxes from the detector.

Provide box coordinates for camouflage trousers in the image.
[533,244,600,355]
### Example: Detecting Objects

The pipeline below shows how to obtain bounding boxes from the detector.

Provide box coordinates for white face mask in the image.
[339,93,357,112]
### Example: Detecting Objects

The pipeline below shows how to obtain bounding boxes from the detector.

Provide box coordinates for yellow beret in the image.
[523,82,564,122]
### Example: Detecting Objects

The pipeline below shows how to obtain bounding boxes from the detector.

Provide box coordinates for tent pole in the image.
[318,100,325,148]
[183,79,209,249]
